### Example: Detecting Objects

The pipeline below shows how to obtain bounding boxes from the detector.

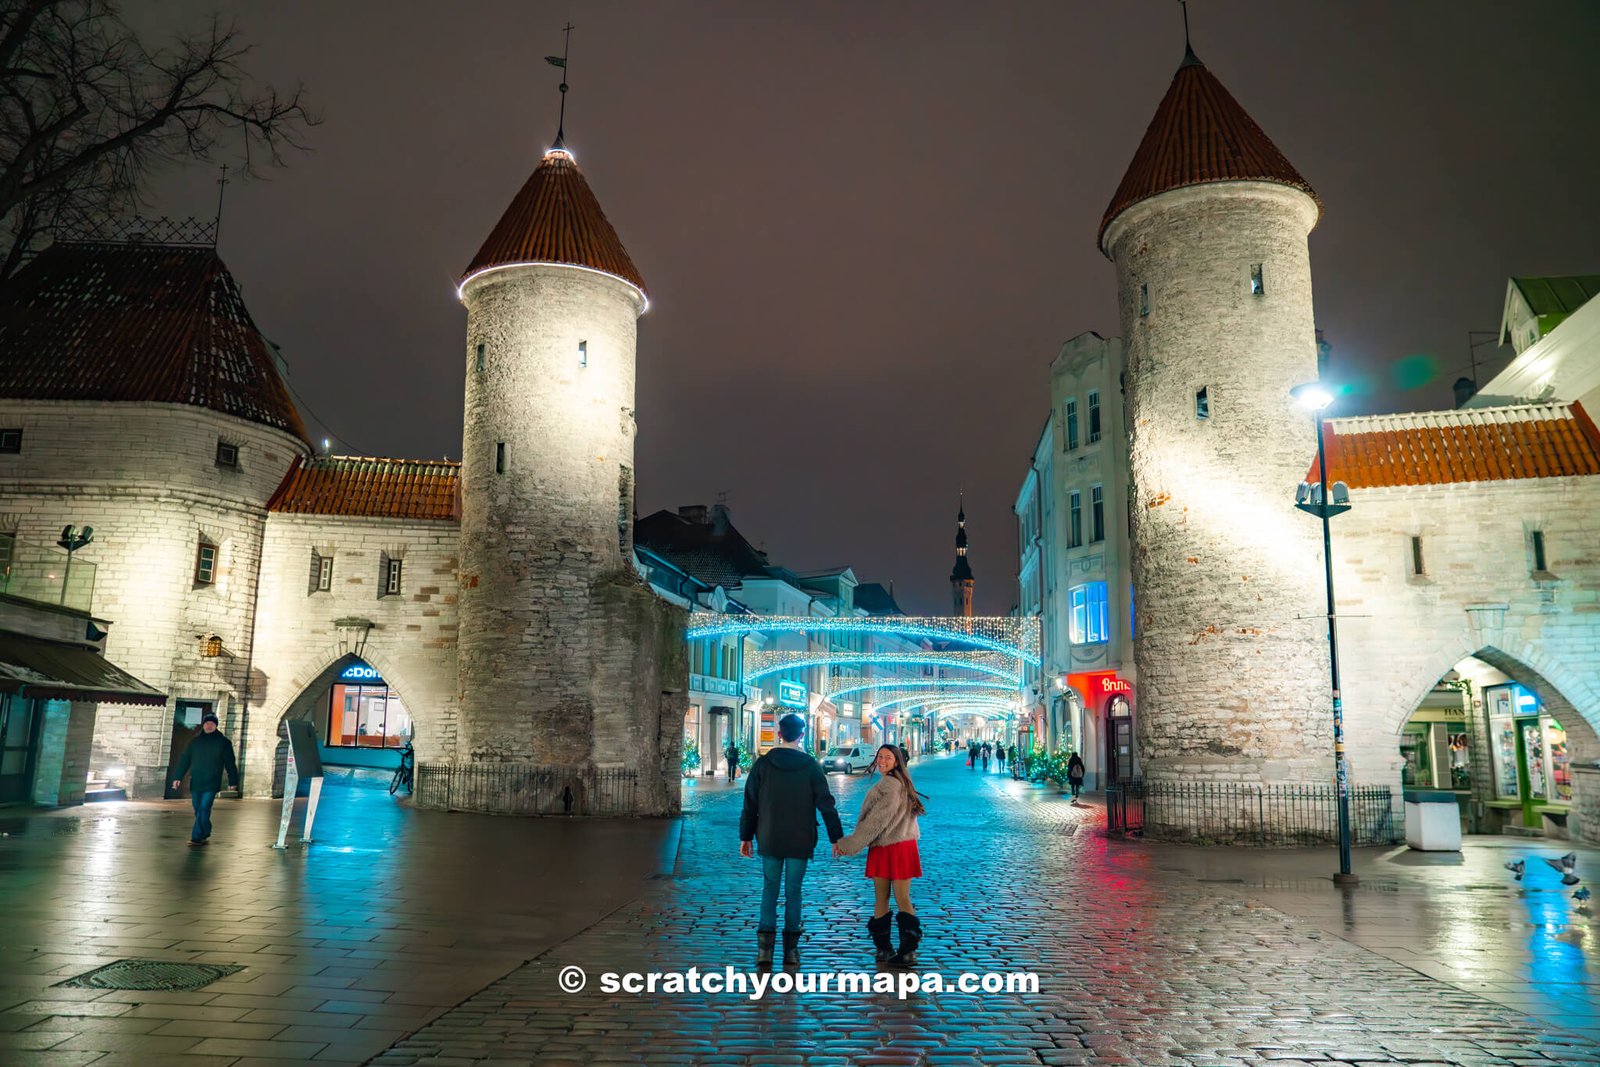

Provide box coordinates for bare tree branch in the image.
[0,0,317,277]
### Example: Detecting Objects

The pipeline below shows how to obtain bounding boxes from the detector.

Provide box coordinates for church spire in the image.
[950,494,974,617]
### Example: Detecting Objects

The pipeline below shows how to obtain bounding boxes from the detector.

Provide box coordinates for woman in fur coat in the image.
[833,744,926,966]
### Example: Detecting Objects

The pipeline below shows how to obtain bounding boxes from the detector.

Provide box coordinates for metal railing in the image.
[413,763,638,816]
[0,537,96,613]
[1105,780,1402,847]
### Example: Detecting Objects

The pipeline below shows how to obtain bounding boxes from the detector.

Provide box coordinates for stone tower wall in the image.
[456,265,685,810]
[1104,182,1330,784]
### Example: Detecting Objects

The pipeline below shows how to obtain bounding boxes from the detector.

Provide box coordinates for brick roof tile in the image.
[0,241,310,443]
[267,456,461,520]
[1100,52,1319,249]
[1310,403,1600,488]
[462,148,645,297]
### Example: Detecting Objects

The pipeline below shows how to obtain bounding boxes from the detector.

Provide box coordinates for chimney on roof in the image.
[710,502,731,533]
[678,504,709,525]
[1452,377,1478,408]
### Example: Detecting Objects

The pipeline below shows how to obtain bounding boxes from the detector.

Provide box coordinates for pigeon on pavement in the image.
[1575,887,1592,902]
[1543,852,1578,875]
[1505,860,1526,881]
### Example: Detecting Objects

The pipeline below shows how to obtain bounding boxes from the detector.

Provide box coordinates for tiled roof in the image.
[1308,403,1600,488]
[462,148,646,297]
[854,582,905,617]
[1099,50,1319,248]
[0,242,310,443]
[267,456,461,520]
[634,509,771,589]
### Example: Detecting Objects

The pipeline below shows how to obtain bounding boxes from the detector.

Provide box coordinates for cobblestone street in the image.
[377,753,1598,1067]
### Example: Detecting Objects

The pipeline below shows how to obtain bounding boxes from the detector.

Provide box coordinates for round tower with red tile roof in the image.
[1100,42,1330,794]
[455,143,685,813]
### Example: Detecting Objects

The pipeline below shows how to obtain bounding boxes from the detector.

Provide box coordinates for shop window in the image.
[1090,484,1105,543]
[579,339,588,367]
[0,428,21,453]
[1068,491,1082,548]
[326,669,413,749]
[215,440,239,469]
[1069,582,1109,644]
[1250,263,1265,296]
[379,554,402,598]
[475,343,485,373]
[1531,530,1548,574]
[194,539,217,586]
[1195,386,1209,420]
[309,550,332,594]
[1087,391,1101,444]
[1064,398,1079,451]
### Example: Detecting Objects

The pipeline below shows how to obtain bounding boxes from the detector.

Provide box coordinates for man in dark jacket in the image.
[171,712,239,847]
[739,713,843,969]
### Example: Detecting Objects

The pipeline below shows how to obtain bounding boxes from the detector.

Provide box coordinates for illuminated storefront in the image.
[324,659,412,753]
[1485,683,1571,829]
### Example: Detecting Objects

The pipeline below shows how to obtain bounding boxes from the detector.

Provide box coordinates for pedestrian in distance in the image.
[996,743,1007,772]
[739,713,844,970]
[834,744,926,967]
[171,712,239,847]
[981,742,991,773]
[725,740,740,782]
[1067,751,1086,800]
[898,743,910,768]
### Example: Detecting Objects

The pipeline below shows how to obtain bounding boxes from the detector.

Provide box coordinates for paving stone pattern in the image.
[375,754,1597,1066]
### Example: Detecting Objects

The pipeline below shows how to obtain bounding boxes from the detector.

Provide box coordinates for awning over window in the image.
[0,632,166,706]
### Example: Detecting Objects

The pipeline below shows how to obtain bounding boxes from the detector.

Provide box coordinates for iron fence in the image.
[1104,780,1402,847]
[412,763,637,816]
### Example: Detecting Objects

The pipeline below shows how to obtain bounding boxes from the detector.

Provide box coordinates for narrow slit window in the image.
[579,340,588,367]
[195,540,217,585]
[1532,530,1547,572]
[1195,386,1210,420]
[385,558,403,596]
[1139,283,1149,317]
[495,442,506,475]
[1410,536,1425,576]
[475,343,485,372]
[1250,263,1265,296]
[1087,390,1101,444]
[618,465,633,550]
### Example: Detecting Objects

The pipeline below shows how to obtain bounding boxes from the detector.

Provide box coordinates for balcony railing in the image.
[0,537,96,613]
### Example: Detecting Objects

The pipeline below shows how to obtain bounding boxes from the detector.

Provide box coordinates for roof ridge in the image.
[1329,402,1574,431]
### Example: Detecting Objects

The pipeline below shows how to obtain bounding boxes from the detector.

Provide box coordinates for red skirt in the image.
[865,839,922,880]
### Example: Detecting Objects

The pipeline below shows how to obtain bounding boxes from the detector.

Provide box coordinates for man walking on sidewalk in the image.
[739,713,843,969]
[171,712,239,847]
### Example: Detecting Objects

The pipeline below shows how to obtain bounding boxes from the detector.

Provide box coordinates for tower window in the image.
[310,550,333,594]
[1087,391,1101,444]
[383,557,403,597]
[1531,530,1548,574]
[618,465,633,550]
[495,442,506,475]
[1410,536,1425,577]
[1250,263,1265,296]
[1064,398,1079,451]
[0,428,20,453]
[194,539,217,586]
[1091,484,1105,543]
[1195,386,1210,420]
[1139,283,1149,317]
[215,440,239,468]
[579,340,588,367]
[475,343,485,373]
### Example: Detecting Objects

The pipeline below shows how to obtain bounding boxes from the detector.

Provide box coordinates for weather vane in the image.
[544,23,575,149]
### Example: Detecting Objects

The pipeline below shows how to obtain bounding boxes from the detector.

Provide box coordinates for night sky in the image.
[146,1,1600,616]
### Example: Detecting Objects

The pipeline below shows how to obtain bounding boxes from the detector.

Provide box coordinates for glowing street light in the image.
[1291,380,1357,887]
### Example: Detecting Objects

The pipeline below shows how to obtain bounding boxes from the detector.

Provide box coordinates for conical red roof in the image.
[1099,52,1319,249]
[462,148,646,296]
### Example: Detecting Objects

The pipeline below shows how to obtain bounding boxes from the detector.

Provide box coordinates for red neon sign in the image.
[1066,671,1134,699]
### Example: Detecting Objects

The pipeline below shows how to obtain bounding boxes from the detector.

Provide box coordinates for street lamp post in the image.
[1291,383,1358,887]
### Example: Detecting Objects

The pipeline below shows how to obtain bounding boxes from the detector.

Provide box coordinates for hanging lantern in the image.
[200,634,223,658]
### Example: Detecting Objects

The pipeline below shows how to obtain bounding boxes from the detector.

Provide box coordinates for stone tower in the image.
[1099,43,1329,786]
[455,138,686,814]
[950,496,975,617]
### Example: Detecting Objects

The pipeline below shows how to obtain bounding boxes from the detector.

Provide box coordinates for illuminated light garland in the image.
[457,260,650,311]
[867,693,1022,715]
[821,678,1018,702]
[686,614,1041,667]
[743,652,1020,686]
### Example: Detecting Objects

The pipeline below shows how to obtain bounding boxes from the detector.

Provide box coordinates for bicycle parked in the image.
[390,740,415,795]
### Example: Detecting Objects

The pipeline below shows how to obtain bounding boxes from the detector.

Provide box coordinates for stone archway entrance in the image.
[268,653,419,798]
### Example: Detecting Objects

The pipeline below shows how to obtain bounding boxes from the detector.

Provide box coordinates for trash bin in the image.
[1403,789,1462,851]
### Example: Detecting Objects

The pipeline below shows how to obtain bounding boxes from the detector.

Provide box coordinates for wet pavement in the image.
[1,757,1597,1065]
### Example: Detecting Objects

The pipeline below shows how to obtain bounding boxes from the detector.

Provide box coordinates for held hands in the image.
[739,840,753,859]
[171,780,180,790]
[832,843,844,859]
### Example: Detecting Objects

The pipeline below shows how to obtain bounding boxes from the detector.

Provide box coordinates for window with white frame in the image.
[310,550,333,593]
[1064,398,1079,451]
[195,539,218,585]
[1069,582,1109,644]
[380,555,402,597]
[1087,390,1101,444]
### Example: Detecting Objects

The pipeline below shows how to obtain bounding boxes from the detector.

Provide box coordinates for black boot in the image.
[781,929,801,969]
[756,929,775,968]
[890,912,922,968]
[866,913,894,964]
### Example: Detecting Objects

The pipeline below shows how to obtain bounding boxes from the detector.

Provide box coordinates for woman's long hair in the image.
[874,744,926,816]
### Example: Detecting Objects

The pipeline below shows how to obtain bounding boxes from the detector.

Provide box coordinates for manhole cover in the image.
[56,959,241,992]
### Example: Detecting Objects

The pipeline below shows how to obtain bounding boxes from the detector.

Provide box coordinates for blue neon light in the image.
[685,617,1040,667]
[745,655,1020,684]
[777,680,808,708]
[339,661,384,684]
